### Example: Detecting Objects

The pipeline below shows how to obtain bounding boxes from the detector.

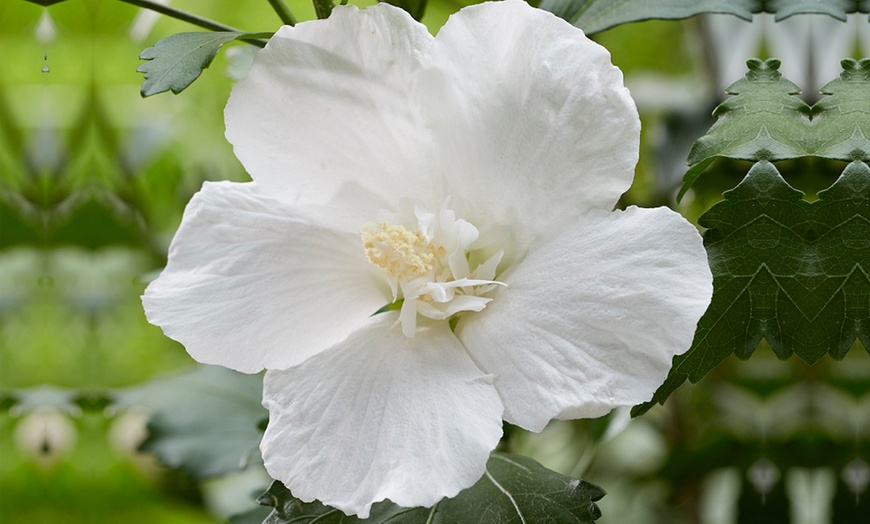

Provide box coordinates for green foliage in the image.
[540,0,755,34]
[680,59,870,200]
[138,32,271,97]
[641,59,870,416]
[539,0,870,34]
[813,59,870,160]
[258,453,605,523]
[687,59,812,165]
[635,160,870,416]
[114,365,267,478]
[766,0,870,20]
[229,507,274,524]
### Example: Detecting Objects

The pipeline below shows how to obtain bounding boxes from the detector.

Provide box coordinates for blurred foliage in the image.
[1,0,869,523]
[114,366,267,480]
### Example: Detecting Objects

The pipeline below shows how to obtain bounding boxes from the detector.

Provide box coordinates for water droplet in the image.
[42,65,50,73]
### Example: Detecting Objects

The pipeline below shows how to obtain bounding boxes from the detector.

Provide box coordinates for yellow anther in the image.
[361,222,436,280]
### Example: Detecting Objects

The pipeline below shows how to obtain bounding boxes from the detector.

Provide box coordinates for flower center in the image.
[361,222,436,281]
[360,200,505,338]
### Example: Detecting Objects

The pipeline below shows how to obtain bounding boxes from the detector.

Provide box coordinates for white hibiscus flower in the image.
[143,0,713,517]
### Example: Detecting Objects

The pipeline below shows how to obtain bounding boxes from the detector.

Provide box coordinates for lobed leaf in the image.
[635,160,870,416]
[680,59,870,198]
[138,32,271,97]
[113,365,267,478]
[686,59,812,165]
[540,0,754,34]
[539,0,870,34]
[812,59,870,161]
[259,453,606,523]
[765,0,869,20]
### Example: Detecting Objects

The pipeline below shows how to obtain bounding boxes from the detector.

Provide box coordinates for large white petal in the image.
[225,4,440,225]
[422,0,640,251]
[261,313,503,518]
[457,207,712,432]
[142,181,389,373]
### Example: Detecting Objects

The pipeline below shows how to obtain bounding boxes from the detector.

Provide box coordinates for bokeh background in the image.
[1,1,869,522]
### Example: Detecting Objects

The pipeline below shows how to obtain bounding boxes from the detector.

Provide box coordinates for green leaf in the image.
[539,0,755,34]
[687,59,812,165]
[634,160,870,416]
[539,0,869,34]
[138,32,271,97]
[228,507,273,524]
[812,59,870,161]
[258,453,606,523]
[676,157,716,203]
[765,0,868,20]
[680,59,870,196]
[113,365,267,478]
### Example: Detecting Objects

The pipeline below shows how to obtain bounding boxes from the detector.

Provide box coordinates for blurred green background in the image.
[1,1,869,522]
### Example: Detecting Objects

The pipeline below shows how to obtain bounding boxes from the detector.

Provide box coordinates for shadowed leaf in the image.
[635,161,870,416]
[680,59,870,196]
[114,365,267,478]
[259,453,605,523]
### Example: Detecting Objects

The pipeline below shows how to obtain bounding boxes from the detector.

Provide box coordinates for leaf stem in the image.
[313,0,335,19]
[266,0,298,25]
[116,0,268,47]
[118,0,242,32]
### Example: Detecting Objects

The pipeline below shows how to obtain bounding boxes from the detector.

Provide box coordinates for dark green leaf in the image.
[681,59,870,195]
[138,32,271,97]
[765,0,866,20]
[812,59,870,162]
[113,365,267,478]
[687,59,812,165]
[539,0,869,34]
[539,0,755,34]
[676,157,716,203]
[259,453,605,523]
[634,160,870,416]
[228,506,273,524]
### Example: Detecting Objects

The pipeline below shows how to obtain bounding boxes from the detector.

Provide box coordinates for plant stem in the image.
[313,0,334,20]
[117,0,267,47]
[266,0,298,25]
[117,0,242,32]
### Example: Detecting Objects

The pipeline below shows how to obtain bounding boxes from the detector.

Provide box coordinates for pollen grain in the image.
[361,222,435,280]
